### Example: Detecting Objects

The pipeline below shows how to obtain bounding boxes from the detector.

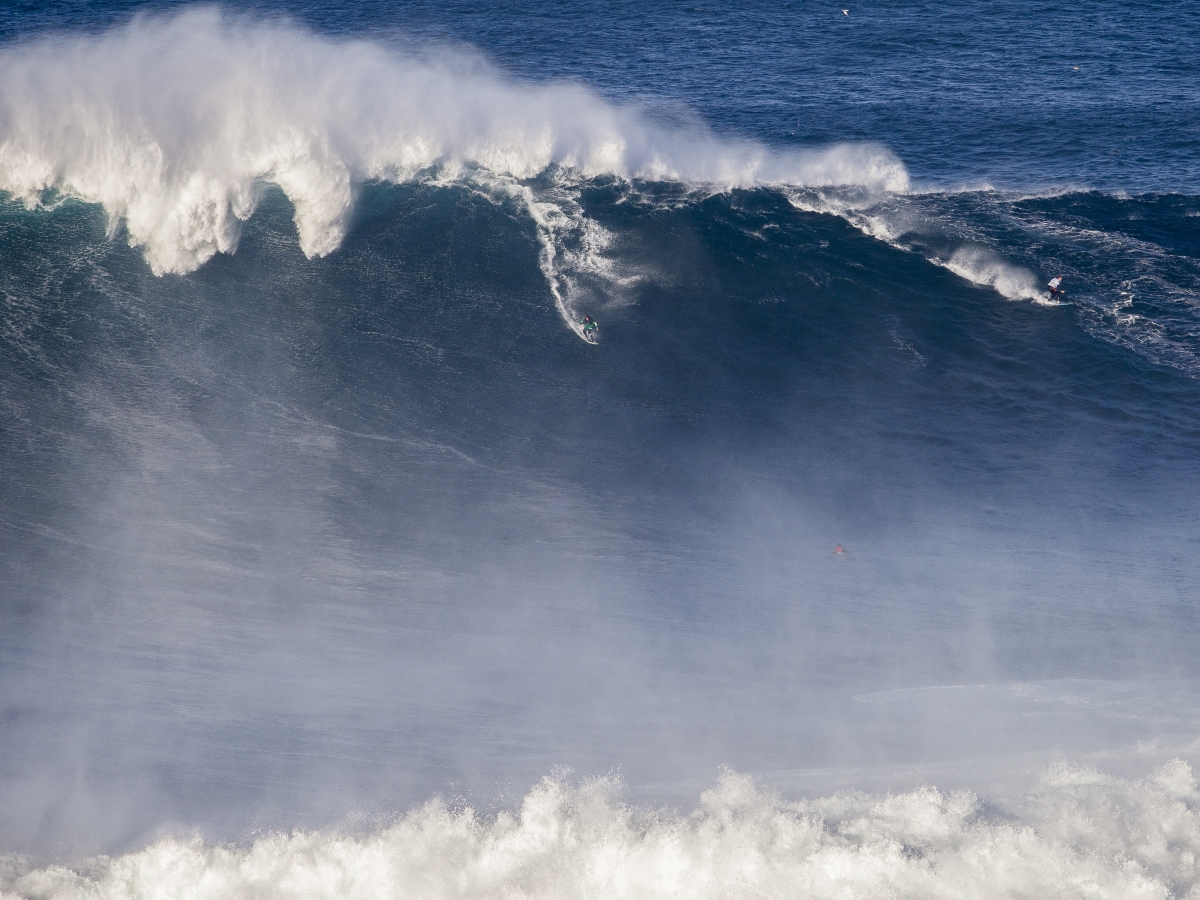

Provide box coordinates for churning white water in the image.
[4,765,1200,900]
[0,10,906,275]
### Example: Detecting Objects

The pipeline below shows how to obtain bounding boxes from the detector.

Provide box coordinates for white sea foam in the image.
[461,171,631,338]
[3,763,1199,900]
[784,187,912,243]
[0,8,907,291]
[942,245,1045,302]
[784,189,1055,305]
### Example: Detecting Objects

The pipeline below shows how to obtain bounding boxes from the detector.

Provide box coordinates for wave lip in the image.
[0,9,908,276]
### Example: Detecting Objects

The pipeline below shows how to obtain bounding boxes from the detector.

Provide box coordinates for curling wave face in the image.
[0,9,907,276]
[4,765,1200,900]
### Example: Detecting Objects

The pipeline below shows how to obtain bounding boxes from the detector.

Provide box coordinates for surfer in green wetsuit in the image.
[580,316,598,338]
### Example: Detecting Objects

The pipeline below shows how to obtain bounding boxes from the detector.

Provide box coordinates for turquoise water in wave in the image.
[1,2,1200,897]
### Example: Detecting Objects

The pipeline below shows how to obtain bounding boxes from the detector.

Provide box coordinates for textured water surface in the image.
[1,2,1199,896]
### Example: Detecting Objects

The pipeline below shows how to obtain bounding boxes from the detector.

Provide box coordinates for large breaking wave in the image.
[0,9,905,279]
[3,6,1200,885]
[4,10,1193,362]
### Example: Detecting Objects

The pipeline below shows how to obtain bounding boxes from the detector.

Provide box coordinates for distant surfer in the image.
[834,544,845,554]
[580,316,598,340]
[1047,276,1065,299]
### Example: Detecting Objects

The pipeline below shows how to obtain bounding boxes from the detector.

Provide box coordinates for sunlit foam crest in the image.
[0,8,908,294]
[3,763,1199,900]
[785,188,1055,305]
[941,245,1044,302]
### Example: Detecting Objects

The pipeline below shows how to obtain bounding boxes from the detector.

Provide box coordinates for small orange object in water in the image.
[834,544,845,554]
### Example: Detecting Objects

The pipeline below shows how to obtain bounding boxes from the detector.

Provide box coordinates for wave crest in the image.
[0,9,908,276]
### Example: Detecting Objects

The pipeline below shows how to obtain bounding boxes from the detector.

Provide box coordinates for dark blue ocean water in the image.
[1,1,1199,893]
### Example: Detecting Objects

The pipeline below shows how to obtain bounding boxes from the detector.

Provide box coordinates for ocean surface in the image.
[2,1,1200,897]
